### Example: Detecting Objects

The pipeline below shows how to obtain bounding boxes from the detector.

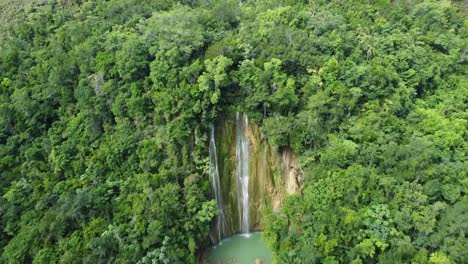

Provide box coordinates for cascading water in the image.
[209,124,225,242]
[208,115,302,253]
[236,112,250,234]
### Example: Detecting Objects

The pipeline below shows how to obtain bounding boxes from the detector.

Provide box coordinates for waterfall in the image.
[236,112,250,234]
[208,116,301,240]
[209,124,225,242]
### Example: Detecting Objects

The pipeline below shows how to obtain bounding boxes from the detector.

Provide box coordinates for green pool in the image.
[208,232,273,264]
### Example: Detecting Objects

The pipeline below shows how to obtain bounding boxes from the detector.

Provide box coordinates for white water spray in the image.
[209,124,225,242]
[236,112,250,234]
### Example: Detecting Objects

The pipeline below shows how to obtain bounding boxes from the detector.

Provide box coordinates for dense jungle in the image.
[0,0,466,263]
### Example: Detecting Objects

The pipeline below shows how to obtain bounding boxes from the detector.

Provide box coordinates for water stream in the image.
[209,124,226,242]
[236,112,250,234]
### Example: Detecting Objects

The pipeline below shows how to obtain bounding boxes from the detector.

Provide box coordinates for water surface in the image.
[208,232,272,264]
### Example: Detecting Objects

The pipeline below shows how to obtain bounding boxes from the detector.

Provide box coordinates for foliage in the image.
[0,0,466,263]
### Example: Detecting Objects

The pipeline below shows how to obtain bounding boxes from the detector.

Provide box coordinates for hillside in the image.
[0,0,467,263]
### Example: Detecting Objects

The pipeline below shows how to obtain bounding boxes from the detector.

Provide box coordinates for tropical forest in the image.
[0,0,467,263]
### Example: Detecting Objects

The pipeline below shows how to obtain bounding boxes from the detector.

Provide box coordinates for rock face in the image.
[210,114,302,241]
[281,148,303,195]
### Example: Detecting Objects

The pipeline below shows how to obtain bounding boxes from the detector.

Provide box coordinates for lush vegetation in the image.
[0,0,466,263]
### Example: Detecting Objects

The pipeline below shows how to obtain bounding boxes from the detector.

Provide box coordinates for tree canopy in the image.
[0,0,466,263]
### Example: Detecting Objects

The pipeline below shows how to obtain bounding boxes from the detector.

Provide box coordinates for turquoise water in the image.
[208,232,273,264]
